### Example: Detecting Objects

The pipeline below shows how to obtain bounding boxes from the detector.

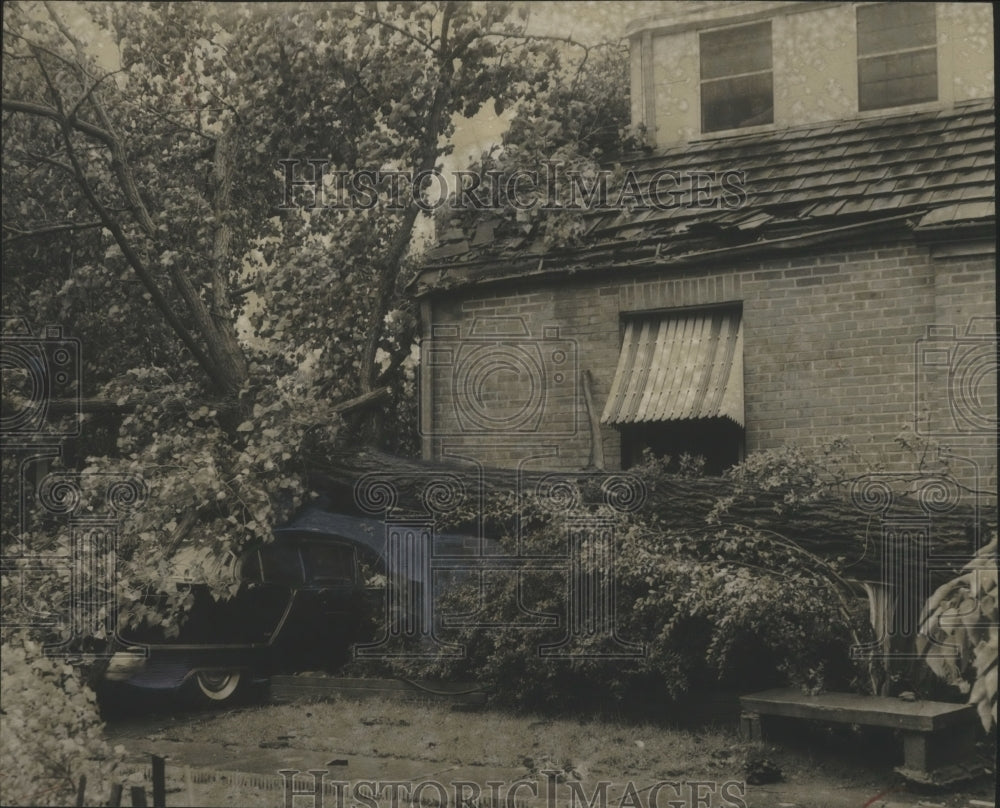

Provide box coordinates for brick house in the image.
[412,2,995,493]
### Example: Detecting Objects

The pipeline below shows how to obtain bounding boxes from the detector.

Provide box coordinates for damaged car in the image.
[105,509,393,704]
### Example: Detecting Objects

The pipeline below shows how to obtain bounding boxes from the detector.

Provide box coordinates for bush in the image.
[918,536,998,731]
[0,637,124,807]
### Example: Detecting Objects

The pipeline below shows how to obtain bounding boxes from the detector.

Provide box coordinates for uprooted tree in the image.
[0,0,583,641]
[313,436,992,708]
[1,4,623,802]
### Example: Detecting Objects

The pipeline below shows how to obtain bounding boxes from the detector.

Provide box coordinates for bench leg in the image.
[739,711,762,741]
[898,725,978,786]
[901,731,929,773]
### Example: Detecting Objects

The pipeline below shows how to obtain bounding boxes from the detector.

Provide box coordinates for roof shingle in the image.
[418,99,995,294]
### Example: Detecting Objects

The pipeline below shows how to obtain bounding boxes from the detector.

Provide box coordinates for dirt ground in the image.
[102,691,996,808]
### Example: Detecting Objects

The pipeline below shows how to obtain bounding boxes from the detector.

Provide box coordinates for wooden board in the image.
[740,688,975,732]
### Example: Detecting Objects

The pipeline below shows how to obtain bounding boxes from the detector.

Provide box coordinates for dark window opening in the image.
[239,550,263,583]
[620,418,744,475]
[857,3,937,111]
[700,21,773,133]
[301,542,356,584]
[602,307,745,475]
[259,543,304,585]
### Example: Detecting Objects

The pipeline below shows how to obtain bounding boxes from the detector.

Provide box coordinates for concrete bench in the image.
[739,688,979,785]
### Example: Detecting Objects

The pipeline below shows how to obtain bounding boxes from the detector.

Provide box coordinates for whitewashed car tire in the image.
[193,670,242,703]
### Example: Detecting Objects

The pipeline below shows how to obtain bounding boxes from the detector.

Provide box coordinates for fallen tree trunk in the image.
[305,448,992,583]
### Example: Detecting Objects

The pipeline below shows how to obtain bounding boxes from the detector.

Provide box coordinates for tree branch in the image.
[331,386,392,415]
[351,11,438,55]
[23,148,74,175]
[67,68,124,122]
[42,75,217,381]
[207,126,249,384]
[2,220,103,246]
[359,1,457,393]
[44,1,156,235]
[1,97,116,148]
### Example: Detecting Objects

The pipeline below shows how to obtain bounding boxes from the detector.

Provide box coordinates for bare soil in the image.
[102,691,996,808]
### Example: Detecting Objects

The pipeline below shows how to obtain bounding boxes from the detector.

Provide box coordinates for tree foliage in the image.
[918,536,999,732]
[439,36,644,250]
[0,637,125,807]
[355,456,871,713]
[336,435,991,711]
[1,0,578,641]
[1,3,607,794]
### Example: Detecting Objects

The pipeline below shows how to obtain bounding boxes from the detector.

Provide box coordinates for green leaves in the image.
[1,637,126,807]
[918,537,998,731]
[2,5,635,719]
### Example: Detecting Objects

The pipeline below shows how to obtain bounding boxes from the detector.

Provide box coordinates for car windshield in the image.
[300,542,355,584]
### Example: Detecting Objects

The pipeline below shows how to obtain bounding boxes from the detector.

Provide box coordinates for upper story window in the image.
[700,21,773,133]
[857,2,938,111]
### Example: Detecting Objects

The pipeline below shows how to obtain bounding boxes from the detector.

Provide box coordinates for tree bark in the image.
[207,128,249,390]
[305,448,991,586]
[358,2,457,393]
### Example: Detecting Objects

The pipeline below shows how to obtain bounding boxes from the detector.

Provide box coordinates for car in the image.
[105,509,394,704]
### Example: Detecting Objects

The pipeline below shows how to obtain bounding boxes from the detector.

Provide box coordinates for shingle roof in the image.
[415,98,994,296]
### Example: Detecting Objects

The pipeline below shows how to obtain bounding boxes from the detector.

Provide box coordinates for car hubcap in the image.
[195,670,241,701]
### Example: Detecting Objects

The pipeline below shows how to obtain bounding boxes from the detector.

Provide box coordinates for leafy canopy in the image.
[1,0,600,651]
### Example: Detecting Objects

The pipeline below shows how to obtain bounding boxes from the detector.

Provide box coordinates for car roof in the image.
[274,509,388,557]
[273,507,503,580]
[166,508,502,586]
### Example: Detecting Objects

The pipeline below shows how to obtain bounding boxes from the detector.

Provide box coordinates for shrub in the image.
[917,536,998,731]
[0,637,124,807]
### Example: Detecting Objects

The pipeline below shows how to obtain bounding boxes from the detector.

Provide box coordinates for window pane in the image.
[701,21,772,79]
[702,72,774,132]
[300,542,356,584]
[859,49,937,110]
[259,544,304,584]
[239,550,262,583]
[858,3,936,56]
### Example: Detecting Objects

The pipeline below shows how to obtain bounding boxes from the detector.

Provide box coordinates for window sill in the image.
[688,99,955,145]
[692,121,779,143]
[855,99,945,120]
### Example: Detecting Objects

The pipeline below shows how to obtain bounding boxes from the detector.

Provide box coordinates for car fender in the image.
[113,649,260,690]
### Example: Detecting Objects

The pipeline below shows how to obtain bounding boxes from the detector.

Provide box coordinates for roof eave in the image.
[412,211,926,298]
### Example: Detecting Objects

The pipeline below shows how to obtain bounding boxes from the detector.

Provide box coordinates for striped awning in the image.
[601,310,744,426]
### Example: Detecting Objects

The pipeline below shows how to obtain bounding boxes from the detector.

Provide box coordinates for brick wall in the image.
[420,239,996,498]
